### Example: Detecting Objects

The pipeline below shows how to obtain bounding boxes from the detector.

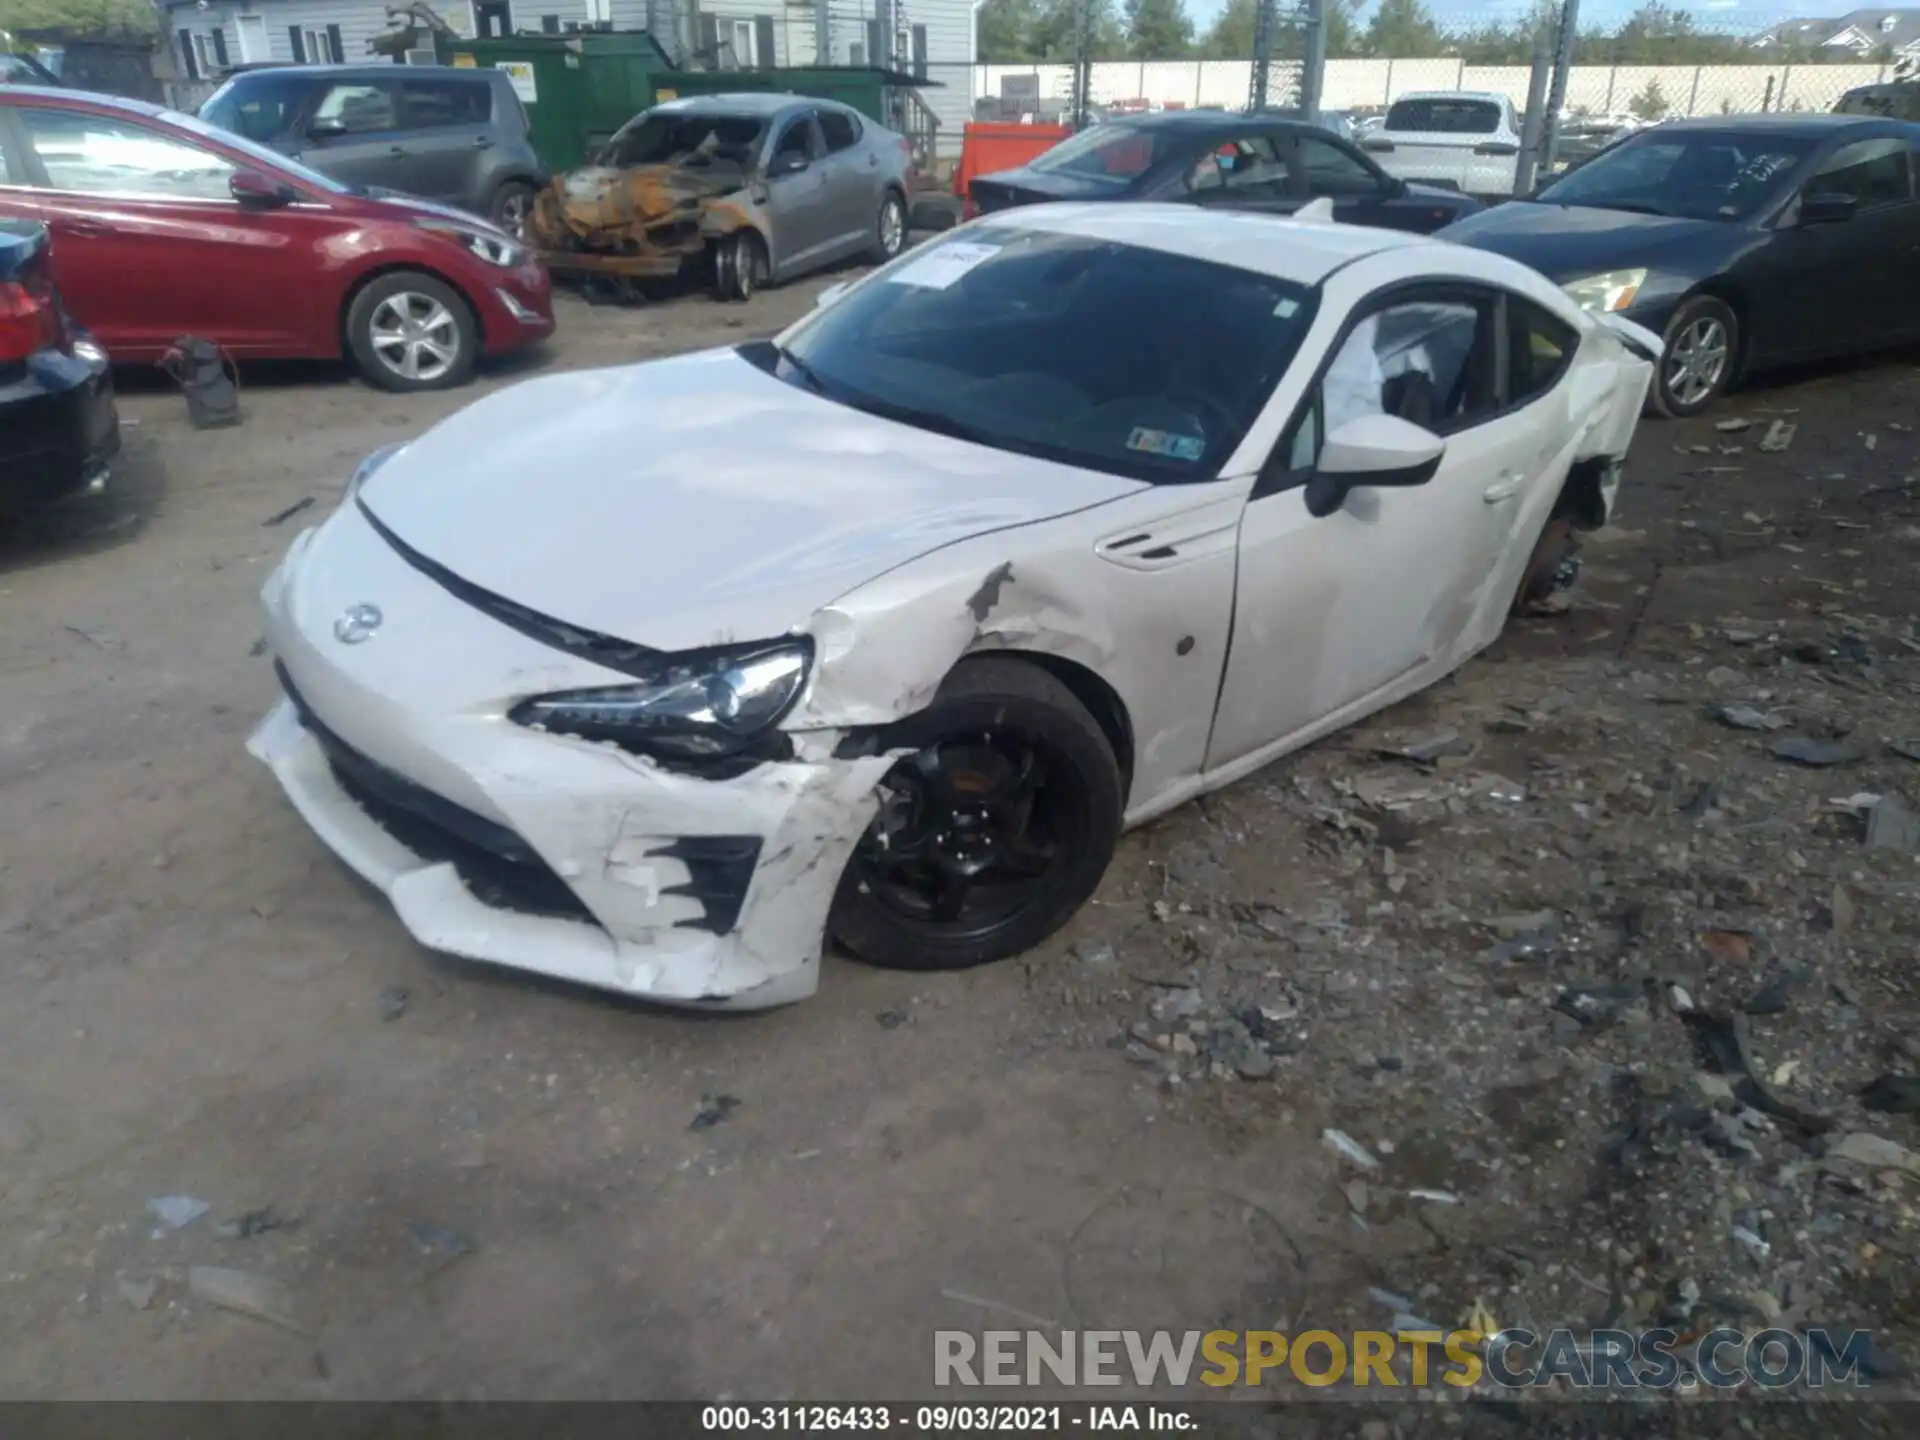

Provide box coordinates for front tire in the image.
[829,658,1123,972]
[489,180,536,239]
[345,272,477,393]
[1650,295,1737,418]
[713,230,767,302]
[869,189,908,264]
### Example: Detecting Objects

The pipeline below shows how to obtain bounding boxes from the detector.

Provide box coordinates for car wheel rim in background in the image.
[499,192,530,238]
[368,294,460,383]
[881,200,904,256]
[1666,316,1728,409]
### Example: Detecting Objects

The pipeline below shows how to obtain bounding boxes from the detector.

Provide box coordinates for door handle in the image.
[1483,473,1526,503]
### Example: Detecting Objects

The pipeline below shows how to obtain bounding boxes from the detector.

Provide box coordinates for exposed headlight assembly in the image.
[417,220,527,268]
[511,641,812,759]
[1561,268,1647,314]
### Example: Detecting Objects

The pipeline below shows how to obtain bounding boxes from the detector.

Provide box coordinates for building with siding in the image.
[157,0,978,154]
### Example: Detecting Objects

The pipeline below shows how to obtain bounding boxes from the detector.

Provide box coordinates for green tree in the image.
[1363,0,1445,59]
[977,0,1042,62]
[1626,77,1669,121]
[1028,0,1125,60]
[1123,0,1192,58]
[0,0,154,37]
[1199,0,1357,60]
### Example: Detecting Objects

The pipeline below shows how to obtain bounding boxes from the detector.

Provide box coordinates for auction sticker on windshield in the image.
[887,242,999,290]
[1127,427,1205,461]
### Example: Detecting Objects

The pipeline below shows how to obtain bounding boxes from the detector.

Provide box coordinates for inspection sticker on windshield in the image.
[1127,427,1205,462]
[887,241,999,290]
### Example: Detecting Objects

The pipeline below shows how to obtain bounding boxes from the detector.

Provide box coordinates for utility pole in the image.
[1540,0,1580,175]
[1248,0,1277,112]
[1298,0,1325,122]
[1069,0,1094,129]
[1515,29,1552,194]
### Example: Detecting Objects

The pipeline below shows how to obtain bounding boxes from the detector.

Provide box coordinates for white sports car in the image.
[250,203,1659,1010]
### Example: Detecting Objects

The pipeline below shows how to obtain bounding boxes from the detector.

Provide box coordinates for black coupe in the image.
[1441,115,1920,416]
[968,110,1484,235]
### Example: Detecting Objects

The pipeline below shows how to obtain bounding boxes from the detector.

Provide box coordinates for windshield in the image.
[1536,131,1816,220]
[1385,99,1502,134]
[1025,122,1173,185]
[200,75,306,144]
[170,106,355,194]
[769,227,1318,484]
[598,110,766,167]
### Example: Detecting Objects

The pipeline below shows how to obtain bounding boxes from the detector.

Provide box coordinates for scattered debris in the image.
[1696,929,1754,965]
[408,1221,476,1259]
[1758,419,1797,453]
[1743,966,1809,1016]
[875,1008,907,1029]
[1865,793,1920,852]
[1712,702,1787,732]
[63,623,120,649]
[117,1275,158,1311]
[1768,735,1865,767]
[1859,1075,1920,1115]
[215,1206,286,1240]
[1376,729,1472,765]
[146,1195,209,1232]
[690,1094,740,1130]
[1072,939,1117,968]
[377,986,409,1022]
[1715,418,1753,433]
[1322,1128,1382,1170]
[262,496,314,527]
[157,336,241,429]
[188,1265,302,1333]
[1825,1132,1920,1176]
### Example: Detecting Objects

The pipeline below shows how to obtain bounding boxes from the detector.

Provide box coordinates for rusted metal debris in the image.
[528,162,759,283]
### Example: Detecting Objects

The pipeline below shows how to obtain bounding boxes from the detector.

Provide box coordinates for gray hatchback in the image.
[198,64,545,233]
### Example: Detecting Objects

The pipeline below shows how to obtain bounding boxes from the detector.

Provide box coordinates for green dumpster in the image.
[651,65,928,129]
[448,32,678,172]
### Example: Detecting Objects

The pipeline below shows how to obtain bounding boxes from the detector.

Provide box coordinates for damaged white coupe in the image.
[250,204,1660,1009]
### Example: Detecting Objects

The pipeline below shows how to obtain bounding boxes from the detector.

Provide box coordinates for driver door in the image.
[1205,283,1559,771]
[765,113,833,273]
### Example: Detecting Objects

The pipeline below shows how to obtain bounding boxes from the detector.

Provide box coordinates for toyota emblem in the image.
[334,603,384,644]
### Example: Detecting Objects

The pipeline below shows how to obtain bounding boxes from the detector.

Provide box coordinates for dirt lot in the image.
[4,275,1919,1419]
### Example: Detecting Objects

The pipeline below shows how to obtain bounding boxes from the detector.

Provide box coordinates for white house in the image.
[1750,8,1920,61]
[158,0,977,153]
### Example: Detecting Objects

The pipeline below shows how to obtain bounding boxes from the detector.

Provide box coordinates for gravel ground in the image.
[2,274,1918,1426]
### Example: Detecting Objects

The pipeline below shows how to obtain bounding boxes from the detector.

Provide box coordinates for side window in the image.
[1807,137,1912,208]
[817,108,860,153]
[1297,136,1381,198]
[1506,296,1579,407]
[313,83,398,134]
[1184,136,1290,199]
[1267,292,1495,490]
[399,78,490,128]
[16,108,233,200]
[0,127,14,186]
[771,116,816,165]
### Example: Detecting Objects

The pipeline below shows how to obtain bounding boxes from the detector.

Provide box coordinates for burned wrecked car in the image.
[527,93,913,300]
[251,206,1659,1011]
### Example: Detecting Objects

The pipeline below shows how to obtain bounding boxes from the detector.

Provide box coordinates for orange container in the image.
[951,122,1074,202]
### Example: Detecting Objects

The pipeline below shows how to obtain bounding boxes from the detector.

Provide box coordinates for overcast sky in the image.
[1181,0,1877,36]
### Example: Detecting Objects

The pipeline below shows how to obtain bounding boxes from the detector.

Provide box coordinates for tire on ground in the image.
[344,271,478,393]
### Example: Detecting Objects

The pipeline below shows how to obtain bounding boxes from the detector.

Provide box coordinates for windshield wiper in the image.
[1583,200,1670,217]
[773,345,828,395]
[835,388,1001,449]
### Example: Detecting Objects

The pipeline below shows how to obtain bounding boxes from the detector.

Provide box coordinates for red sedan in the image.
[0,88,554,391]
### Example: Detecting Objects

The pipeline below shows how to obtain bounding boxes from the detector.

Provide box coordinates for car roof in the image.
[983,201,1432,284]
[1095,109,1347,137]
[219,64,494,83]
[1390,91,1510,103]
[653,92,840,117]
[1649,112,1898,135]
[0,84,169,116]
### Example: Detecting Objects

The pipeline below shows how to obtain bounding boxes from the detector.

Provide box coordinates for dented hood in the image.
[359,348,1145,655]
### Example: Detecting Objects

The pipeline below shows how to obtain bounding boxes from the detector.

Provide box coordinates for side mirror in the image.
[768,150,809,177]
[814,280,850,309]
[1799,191,1858,225]
[1303,414,1446,518]
[230,169,297,207]
[307,117,348,140]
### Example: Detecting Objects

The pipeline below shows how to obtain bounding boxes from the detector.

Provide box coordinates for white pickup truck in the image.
[1360,91,1523,198]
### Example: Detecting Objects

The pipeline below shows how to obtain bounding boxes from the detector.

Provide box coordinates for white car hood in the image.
[360,348,1145,655]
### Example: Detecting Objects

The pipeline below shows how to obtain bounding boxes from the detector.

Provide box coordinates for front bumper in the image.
[473,260,556,355]
[247,506,893,1010]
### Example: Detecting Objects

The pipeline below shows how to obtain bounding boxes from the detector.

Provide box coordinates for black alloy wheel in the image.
[829,659,1122,971]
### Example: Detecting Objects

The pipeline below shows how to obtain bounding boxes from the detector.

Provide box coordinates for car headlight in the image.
[417,220,527,268]
[1561,268,1647,314]
[345,442,406,503]
[510,641,811,759]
